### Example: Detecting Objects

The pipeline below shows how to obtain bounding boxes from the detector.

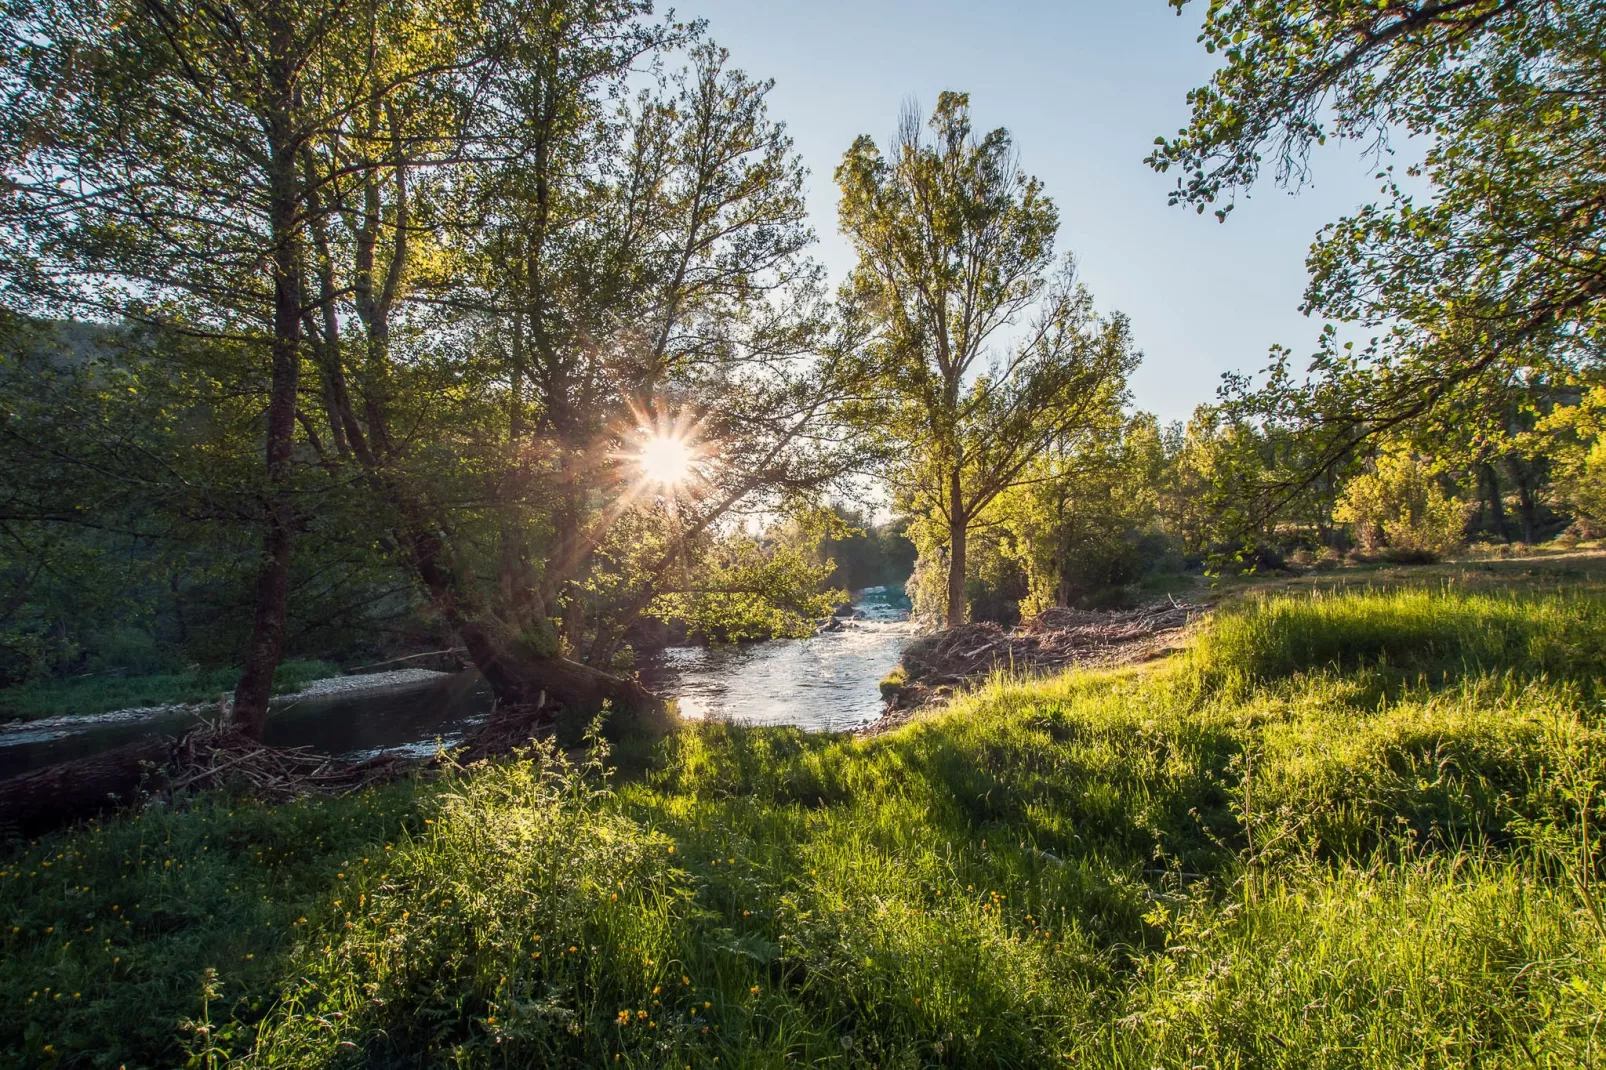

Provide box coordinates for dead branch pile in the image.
[453,703,558,763]
[167,727,423,801]
[886,599,1208,714]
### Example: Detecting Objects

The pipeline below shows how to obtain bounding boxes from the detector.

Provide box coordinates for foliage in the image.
[0,659,339,722]
[1333,449,1469,555]
[1155,0,1606,489]
[807,507,916,593]
[650,535,844,644]
[1539,382,1606,530]
[995,412,1178,614]
[0,319,417,690]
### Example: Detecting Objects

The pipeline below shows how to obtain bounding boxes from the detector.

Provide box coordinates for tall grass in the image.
[1195,584,1606,692]
[2,586,1604,1066]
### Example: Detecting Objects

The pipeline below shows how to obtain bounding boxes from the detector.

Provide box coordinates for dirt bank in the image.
[867,599,1207,735]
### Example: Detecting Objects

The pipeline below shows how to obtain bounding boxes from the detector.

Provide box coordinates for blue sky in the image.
[680,0,1393,424]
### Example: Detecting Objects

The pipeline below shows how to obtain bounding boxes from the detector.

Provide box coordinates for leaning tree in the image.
[1152,0,1606,485]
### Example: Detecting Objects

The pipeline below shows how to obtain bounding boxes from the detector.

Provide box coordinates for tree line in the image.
[4,0,1605,735]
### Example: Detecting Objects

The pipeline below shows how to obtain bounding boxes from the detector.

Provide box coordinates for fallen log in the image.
[345,648,468,675]
[0,736,173,839]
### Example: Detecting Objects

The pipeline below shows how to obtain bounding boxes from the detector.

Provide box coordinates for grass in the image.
[0,659,342,722]
[2,581,1605,1067]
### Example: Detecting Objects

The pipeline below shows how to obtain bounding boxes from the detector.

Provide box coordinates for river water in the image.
[0,587,914,780]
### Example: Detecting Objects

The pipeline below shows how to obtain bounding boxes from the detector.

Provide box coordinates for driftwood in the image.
[880,599,1208,720]
[0,736,174,839]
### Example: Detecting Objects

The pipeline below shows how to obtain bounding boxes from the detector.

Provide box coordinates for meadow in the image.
[2,572,1604,1067]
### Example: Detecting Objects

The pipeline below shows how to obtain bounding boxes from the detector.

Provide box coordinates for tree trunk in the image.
[1516,473,1539,544]
[402,515,663,732]
[1481,462,1509,541]
[233,65,302,740]
[945,467,967,628]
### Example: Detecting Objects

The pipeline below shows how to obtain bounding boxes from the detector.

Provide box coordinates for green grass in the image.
[3,585,1605,1066]
[0,659,342,722]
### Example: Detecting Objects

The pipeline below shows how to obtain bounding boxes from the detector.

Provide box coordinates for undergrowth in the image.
[2,585,1604,1067]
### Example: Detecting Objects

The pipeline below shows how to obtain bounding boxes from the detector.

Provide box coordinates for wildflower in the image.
[750,985,760,995]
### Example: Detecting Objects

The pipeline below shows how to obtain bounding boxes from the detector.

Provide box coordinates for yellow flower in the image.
[750,985,760,995]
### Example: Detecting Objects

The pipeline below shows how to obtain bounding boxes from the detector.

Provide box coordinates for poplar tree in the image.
[836,93,1136,627]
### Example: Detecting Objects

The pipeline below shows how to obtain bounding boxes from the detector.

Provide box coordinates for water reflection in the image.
[639,585,914,732]
[0,587,913,779]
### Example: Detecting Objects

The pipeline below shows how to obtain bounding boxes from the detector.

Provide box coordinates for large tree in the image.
[293,13,858,719]
[1151,0,1606,474]
[836,93,1136,627]
[0,0,470,734]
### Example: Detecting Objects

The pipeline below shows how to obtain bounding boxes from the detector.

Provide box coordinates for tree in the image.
[995,412,1171,616]
[1151,1,1606,495]
[292,14,858,718]
[836,93,1136,628]
[0,0,468,734]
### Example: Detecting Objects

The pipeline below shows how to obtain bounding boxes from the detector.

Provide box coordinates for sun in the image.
[635,432,696,488]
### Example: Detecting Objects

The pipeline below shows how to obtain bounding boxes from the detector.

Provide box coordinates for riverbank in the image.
[4,575,1604,1066]
[0,667,454,736]
[0,659,347,725]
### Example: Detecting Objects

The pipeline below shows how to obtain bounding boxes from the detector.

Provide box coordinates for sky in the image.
[677,0,1394,424]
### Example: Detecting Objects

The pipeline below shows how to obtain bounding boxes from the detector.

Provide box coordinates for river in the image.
[0,587,914,780]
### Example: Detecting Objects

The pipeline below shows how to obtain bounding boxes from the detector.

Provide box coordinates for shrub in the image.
[1335,450,1469,556]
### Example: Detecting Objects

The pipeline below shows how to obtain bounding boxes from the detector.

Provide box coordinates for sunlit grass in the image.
[3,585,1605,1065]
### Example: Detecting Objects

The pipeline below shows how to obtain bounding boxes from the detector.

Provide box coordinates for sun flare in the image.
[636,432,695,488]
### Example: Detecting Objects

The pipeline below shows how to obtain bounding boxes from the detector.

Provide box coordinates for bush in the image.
[1335,450,1469,556]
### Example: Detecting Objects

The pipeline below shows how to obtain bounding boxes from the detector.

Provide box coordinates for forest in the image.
[2,0,1606,1066]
